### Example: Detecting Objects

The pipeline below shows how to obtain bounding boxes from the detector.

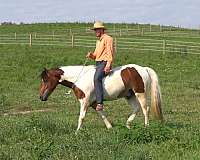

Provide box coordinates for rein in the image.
[65,58,88,95]
[72,58,88,86]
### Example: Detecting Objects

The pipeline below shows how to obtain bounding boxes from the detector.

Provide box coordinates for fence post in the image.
[113,24,116,36]
[141,28,144,36]
[199,26,200,35]
[71,34,74,47]
[69,28,72,36]
[163,40,166,54]
[114,37,117,53]
[119,29,122,37]
[126,24,128,35]
[137,24,140,35]
[29,34,32,47]
[149,24,152,32]
[160,25,162,32]
[52,31,55,40]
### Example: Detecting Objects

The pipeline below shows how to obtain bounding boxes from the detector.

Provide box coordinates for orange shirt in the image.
[92,34,114,63]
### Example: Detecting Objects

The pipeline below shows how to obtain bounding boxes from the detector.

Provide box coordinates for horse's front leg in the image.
[76,99,88,132]
[98,110,112,129]
[91,103,112,129]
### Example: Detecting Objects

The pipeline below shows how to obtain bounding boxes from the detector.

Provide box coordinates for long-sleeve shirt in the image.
[91,34,114,63]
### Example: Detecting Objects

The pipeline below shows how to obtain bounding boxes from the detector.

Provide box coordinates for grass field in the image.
[0,23,200,160]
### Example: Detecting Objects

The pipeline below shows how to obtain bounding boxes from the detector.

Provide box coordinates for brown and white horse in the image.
[39,64,163,131]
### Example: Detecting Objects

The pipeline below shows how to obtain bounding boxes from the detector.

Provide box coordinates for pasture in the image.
[0,23,200,159]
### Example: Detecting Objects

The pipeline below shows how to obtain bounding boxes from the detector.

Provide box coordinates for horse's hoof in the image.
[107,124,112,129]
[126,122,131,129]
[75,129,80,135]
[126,121,131,129]
[126,125,131,129]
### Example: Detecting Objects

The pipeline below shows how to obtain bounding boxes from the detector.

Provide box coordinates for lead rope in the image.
[65,58,89,96]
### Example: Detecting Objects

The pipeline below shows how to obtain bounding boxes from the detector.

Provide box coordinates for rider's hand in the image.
[104,63,112,75]
[86,52,93,58]
[104,66,111,75]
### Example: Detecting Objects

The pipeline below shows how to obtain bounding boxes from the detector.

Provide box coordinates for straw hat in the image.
[91,21,106,30]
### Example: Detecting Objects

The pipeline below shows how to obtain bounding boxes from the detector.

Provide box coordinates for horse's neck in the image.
[60,66,95,83]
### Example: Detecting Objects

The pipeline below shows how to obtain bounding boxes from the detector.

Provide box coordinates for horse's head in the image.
[39,68,64,101]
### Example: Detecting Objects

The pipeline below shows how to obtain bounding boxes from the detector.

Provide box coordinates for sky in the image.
[0,0,199,29]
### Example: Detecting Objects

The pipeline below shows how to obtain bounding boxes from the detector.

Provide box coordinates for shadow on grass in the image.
[164,121,191,129]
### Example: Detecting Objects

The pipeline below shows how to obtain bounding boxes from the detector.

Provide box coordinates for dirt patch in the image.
[2,108,55,116]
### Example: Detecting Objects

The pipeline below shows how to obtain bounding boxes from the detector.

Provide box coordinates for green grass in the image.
[0,23,200,159]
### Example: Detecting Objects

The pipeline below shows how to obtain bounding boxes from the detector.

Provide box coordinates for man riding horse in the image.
[86,21,114,111]
[39,22,163,132]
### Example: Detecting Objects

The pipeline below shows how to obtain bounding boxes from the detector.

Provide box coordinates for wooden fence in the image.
[45,25,200,38]
[0,33,200,55]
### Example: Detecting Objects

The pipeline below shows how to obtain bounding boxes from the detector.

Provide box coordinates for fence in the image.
[59,28,200,38]
[0,33,200,55]
[40,24,200,38]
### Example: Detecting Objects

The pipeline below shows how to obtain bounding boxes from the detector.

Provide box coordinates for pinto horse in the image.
[39,64,163,131]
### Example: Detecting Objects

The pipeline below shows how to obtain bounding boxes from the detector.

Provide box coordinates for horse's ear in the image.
[40,68,48,79]
[43,68,48,74]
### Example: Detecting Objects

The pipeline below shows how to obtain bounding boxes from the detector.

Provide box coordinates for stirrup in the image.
[96,104,103,111]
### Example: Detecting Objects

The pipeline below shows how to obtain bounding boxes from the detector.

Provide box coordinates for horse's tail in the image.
[145,67,163,121]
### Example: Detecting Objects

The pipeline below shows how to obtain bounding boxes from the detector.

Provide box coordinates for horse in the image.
[39,64,163,131]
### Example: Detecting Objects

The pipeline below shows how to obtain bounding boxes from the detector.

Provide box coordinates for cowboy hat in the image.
[91,21,106,30]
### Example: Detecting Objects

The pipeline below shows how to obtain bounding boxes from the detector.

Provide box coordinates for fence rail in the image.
[0,33,200,55]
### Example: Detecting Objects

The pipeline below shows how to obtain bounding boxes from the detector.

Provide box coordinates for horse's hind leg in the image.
[126,95,140,129]
[135,92,149,126]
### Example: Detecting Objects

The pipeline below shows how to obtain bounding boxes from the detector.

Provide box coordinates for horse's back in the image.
[72,64,151,100]
[102,64,149,99]
[111,64,149,80]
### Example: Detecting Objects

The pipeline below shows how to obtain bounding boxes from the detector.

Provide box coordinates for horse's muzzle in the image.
[40,95,47,101]
[40,90,49,101]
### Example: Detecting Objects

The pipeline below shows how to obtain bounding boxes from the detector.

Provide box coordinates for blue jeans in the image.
[94,61,107,105]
